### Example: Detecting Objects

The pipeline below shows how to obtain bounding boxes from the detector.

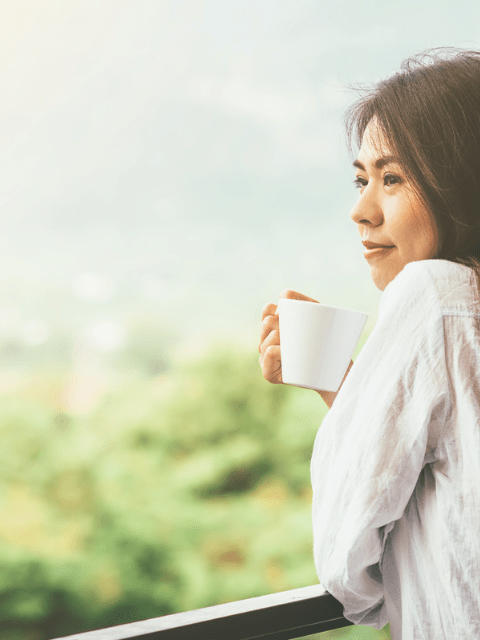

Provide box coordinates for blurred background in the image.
[0,1,478,638]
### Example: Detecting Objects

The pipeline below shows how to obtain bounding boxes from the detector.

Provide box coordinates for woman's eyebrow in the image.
[353,155,401,171]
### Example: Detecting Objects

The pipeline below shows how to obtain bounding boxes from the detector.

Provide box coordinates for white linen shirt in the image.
[311,259,480,640]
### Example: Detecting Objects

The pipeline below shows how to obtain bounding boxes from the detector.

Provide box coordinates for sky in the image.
[1,0,480,359]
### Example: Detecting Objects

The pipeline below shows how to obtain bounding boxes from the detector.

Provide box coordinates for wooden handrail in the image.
[52,584,353,640]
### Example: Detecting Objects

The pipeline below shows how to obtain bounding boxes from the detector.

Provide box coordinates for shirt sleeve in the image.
[310,261,449,629]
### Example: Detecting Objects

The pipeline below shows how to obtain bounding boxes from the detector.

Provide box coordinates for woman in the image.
[258,49,480,640]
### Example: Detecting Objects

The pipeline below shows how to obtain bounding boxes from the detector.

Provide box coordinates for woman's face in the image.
[350,121,439,291]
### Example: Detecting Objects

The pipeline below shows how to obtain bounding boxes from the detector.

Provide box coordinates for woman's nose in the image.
[350,188,383,227]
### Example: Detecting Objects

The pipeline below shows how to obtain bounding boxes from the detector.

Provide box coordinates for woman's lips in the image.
[363,245,395,260]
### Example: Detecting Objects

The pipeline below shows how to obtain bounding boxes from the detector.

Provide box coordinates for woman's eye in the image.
[353,177,368,189]
[384,173,402,187]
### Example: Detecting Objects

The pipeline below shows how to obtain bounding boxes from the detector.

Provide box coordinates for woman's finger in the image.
[260,344,282,384]
[261,302,278,321]
[259,313,279,349]
[278,289,319,303]
[259,328,280,358]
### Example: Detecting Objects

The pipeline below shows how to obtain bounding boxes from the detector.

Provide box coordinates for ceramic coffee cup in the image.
[278,299,367,392]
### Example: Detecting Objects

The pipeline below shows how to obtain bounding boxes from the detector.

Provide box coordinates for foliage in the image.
[0,346,317,637]
[0,343,389,639]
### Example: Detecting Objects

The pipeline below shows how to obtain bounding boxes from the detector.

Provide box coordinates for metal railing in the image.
[53,584,353,640]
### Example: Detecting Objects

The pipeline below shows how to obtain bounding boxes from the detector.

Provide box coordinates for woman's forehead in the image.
[357,120,398,166]
[361,120,393,155]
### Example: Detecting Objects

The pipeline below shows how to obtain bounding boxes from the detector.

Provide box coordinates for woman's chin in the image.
[370,266,400,291]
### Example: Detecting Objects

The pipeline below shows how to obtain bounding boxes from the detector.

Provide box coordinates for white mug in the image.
[278,299,367,393]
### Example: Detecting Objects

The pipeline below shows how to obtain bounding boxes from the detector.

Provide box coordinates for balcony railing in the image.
[52,584,353,640]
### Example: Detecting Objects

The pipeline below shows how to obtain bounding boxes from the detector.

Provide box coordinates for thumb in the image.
[278,289,319,303]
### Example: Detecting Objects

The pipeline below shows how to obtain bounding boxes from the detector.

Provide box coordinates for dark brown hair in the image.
[345,48,480,288]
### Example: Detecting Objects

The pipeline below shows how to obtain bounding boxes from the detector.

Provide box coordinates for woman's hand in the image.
[258,289,319,385]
